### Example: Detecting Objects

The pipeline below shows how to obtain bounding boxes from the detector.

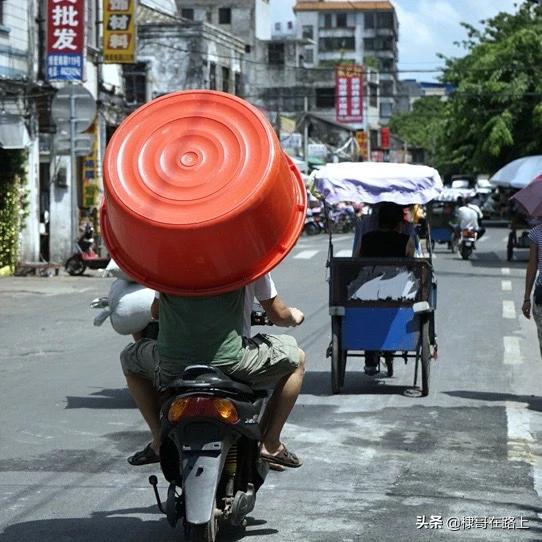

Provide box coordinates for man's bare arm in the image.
[260,295,304,327]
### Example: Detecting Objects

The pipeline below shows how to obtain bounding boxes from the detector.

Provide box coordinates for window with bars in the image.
[302,25,313,39]
[222,66,230,93]
[123,63,148,106]
[336,13,347,28]
[234,72,242,96]
[315,87,335,108]
[218,8,231,24]
[181,9,194,20]
[209,62,216,90]
[320,37,355,52]
[268,42,285,65]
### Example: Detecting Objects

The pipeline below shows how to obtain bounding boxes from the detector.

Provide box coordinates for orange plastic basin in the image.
[102,90,306,295]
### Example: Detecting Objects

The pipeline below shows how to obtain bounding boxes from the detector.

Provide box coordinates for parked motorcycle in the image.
[304,206,324,235]
[458,228,477,260]
[65,224,110,275]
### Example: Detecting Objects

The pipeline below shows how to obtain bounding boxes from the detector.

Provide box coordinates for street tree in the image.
[390,1,542,178]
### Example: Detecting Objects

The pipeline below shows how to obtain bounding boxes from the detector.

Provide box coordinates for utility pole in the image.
[303,95,309,163]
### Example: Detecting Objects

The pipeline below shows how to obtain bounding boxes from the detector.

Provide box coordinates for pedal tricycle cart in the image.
[311,162,442,396]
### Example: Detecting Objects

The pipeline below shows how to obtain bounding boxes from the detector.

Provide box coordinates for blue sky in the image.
[271,0,520,81]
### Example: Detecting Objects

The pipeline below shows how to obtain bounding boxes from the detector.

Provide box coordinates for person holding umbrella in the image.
[513,177,542,354]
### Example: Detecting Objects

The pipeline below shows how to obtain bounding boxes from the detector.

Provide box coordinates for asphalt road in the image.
[1,227,542,542]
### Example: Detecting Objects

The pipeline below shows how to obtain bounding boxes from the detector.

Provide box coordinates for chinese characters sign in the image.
[103,0,137,63]
[355,130,368,161]
[380,127,390,149]
[82,122,102,208]
[47,0,85,81]
[335,64,363,124]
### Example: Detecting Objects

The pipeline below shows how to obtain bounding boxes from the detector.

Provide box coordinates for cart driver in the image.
[356,202,415,375]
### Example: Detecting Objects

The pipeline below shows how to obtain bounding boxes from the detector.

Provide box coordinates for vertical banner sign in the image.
[335,64,363,123]
[47,0,85,81]
[355,130,369,161]
[103,0,136,63]
[82,123,101,208]
[380,127,390,149]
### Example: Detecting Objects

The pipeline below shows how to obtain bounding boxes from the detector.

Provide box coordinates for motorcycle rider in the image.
[120,272,305,469]
[456,196,485,240]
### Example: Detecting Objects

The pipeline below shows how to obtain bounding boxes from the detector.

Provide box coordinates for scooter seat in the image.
[162,364,267,399]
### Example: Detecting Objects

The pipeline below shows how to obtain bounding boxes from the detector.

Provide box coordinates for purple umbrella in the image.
[511,175,542,217]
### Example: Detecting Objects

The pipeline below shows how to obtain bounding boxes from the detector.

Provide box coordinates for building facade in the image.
[293,0,398,124]
[0,1,42,269]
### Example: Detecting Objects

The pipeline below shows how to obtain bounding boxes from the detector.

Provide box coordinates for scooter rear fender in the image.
[169,421,236,525]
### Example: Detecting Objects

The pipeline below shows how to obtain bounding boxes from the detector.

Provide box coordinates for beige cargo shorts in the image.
[120,333,300,389]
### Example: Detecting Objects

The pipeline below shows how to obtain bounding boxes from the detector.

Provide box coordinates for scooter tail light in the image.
[167,396,239,424]
[213,398,240,424]
[168,397,190,423]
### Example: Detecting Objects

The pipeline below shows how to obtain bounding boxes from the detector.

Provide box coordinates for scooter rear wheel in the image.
[186,519,218,542]
[65,257,86,276]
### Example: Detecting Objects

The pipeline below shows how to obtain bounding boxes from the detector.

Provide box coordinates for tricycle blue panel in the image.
[431,227,452,243]
[342,307,420,351]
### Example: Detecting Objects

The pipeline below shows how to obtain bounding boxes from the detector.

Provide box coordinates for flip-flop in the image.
[127,443,160,466]
[261,445,302,468]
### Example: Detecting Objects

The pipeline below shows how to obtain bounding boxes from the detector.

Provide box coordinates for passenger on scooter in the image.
[357,202,415,375]
[120,273,306,470]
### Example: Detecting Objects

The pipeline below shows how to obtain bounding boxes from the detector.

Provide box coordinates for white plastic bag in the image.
[108,279,155,335]
[104,258,135,282]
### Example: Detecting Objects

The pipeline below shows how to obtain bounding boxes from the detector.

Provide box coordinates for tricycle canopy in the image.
[310,162,443,205]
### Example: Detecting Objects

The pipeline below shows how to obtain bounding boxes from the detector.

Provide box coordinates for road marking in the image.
[502,300,516,319]
[293,249,320,260]
[335,249,352,257]
[506,403,542,512]
[501,280,512,291]
[501,267,511,275]
[506,402,534,462]
[503,336,522,365]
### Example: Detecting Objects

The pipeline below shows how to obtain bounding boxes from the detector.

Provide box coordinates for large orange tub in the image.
[102,90,306,295]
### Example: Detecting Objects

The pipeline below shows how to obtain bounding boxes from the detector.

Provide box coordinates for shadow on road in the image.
[0,509,276,542]
[66,387,135,409]
[444,390,542,413]
[302,370,414,397]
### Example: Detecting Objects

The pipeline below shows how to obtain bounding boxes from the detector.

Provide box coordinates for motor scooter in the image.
[304,207,325,235]
[146,308,272,541]
[458,228,477,260]
[65,224,110,275]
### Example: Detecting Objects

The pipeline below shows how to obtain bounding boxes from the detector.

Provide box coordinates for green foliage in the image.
[390,1,542,177]
[0,149,28,269]
[389,96,447,164]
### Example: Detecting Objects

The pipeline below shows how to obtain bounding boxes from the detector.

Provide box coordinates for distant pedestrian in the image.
[522,223,542,357]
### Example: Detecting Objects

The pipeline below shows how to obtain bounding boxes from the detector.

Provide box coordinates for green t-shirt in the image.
[157,289,245,373]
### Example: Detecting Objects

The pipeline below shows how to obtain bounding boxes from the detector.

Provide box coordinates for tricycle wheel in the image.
[331,318,346,394]
[420,321,431,397]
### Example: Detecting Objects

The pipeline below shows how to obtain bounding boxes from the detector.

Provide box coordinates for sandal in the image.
[127,443,160,466]
[261,445,303,468]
